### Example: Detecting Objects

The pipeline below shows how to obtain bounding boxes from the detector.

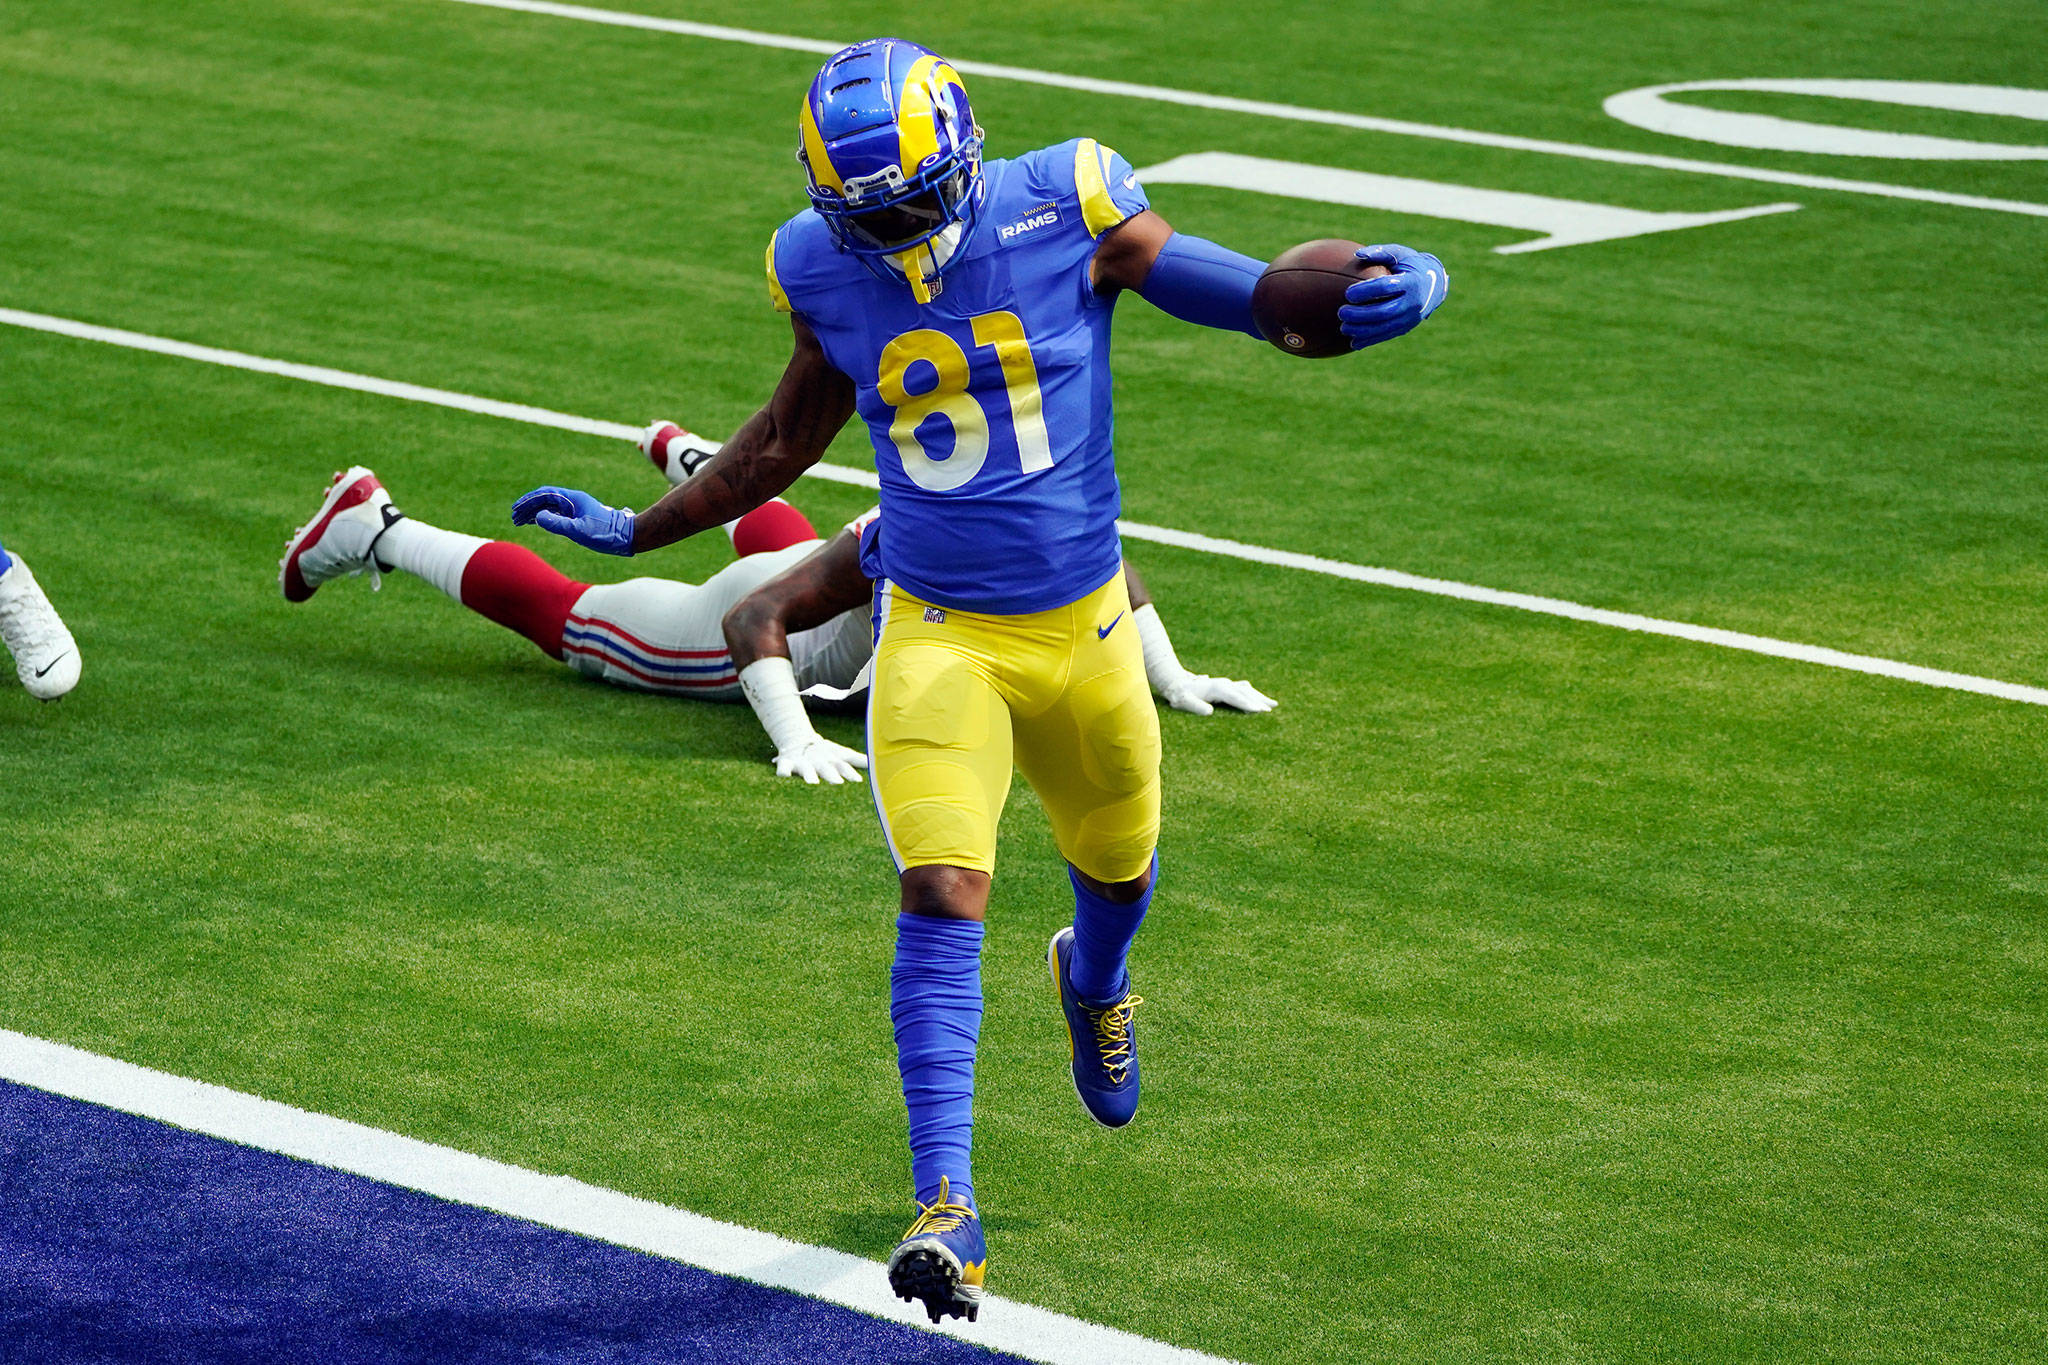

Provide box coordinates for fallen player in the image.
[280,422,1271,780]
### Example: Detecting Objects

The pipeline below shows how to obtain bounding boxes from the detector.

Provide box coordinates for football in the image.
[1251,239,1391,358]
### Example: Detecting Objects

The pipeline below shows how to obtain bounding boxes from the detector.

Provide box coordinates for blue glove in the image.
[1338,244,1448,350]
[510,485,637,556]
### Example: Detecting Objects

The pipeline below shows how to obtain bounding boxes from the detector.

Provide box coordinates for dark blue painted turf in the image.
[0,1081,1028,1365]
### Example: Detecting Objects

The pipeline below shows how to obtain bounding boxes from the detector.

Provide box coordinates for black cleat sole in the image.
[890,1248,979,1324]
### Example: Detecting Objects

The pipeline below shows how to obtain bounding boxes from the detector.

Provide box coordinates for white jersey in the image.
[560,539,871,703]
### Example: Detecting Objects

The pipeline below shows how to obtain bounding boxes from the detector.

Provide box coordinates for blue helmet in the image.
[797,38,984,300]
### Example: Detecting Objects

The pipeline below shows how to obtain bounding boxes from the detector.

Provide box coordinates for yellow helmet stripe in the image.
[798,97,846,195]
[1073,137,1128,237]
[894,56,961,174]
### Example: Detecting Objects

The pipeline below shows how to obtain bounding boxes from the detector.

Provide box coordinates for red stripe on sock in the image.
[459,542,588,659]
[731,499,818,558]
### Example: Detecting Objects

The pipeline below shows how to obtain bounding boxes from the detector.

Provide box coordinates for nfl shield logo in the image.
[924,606,947,624]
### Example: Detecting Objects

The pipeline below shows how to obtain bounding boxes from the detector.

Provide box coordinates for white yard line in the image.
[4,304,2044,709]
[1120,522,2048,706]
[440,0,2048,220]
[0,1029,1241,1365]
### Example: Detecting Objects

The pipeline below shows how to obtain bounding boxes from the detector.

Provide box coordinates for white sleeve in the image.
[739,657,821,755]
[1133,603,1191,695]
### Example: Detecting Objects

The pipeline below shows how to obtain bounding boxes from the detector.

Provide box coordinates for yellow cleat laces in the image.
[904,1176,977,1238]
[1089,994,1144,1081]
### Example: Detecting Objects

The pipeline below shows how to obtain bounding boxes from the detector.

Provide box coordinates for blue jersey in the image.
[768,138,1151,615]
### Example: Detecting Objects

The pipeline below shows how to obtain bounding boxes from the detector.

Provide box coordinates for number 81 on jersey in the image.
[877,310,1053,492]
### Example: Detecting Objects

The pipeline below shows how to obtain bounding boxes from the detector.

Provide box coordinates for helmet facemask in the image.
[798,40,986,302]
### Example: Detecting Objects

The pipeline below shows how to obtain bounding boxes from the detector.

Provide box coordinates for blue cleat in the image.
[1048,927,1144,1128]
[886,1177,986,1325]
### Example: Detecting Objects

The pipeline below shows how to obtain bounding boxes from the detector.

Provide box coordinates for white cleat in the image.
[280,466,400,603]
[639,420,721,486]
[0,556,82,701]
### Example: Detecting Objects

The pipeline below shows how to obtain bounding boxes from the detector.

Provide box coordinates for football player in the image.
[279,423,1269,780]
[512,39,1443,1321]
[0,535,81,701]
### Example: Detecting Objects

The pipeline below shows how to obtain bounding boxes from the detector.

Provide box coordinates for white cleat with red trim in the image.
[639,420,721,486]
[279,467,402,603]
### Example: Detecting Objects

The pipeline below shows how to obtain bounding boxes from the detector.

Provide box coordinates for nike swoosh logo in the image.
[33,650,70,679]
[1097,612,1125,640]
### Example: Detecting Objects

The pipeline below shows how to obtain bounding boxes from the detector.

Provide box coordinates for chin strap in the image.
[892,220,967,305]
[904,260,935,304]
[897,244,938,304]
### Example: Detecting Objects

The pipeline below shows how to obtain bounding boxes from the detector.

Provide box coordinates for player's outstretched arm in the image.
[723,528,875,784]
[510,318,855,556]
[1092,210,1446,351]
[1122,560,1277,716]
[1093,209,1266,339]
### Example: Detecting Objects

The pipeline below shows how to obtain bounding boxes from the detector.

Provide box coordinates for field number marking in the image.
[1603,79,2048,160]
[441,0,2048,219]
[1137,152,1800,254]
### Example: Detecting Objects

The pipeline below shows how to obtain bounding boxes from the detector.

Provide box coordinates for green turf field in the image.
[3,2,2045,1360]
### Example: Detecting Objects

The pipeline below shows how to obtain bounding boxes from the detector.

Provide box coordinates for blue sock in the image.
[1066,854,1158,1003]
[0,539,12,576]
[890,912,984,1210]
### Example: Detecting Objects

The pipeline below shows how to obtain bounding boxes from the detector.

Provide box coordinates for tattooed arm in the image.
[513,317,856,555]
[633,317,857,552]
[722,527,871,673]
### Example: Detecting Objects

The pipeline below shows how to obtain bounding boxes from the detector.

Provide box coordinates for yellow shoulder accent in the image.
[1073,137,1128,238]
[766,235,791,314]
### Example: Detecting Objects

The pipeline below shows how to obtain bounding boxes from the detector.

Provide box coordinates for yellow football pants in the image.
[866,570,1161,884]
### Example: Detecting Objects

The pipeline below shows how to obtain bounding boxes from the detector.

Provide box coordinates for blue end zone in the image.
[0,1082,1029,1364]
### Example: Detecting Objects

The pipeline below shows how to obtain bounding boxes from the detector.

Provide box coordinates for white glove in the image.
[741,656,868,785]
[1134,603,1278,717]
[1158,674,1278,717]
[773,735,869,784]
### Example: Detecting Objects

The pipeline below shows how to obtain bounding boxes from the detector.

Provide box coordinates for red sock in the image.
[459,542,588,659]
[731,499,819,557]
